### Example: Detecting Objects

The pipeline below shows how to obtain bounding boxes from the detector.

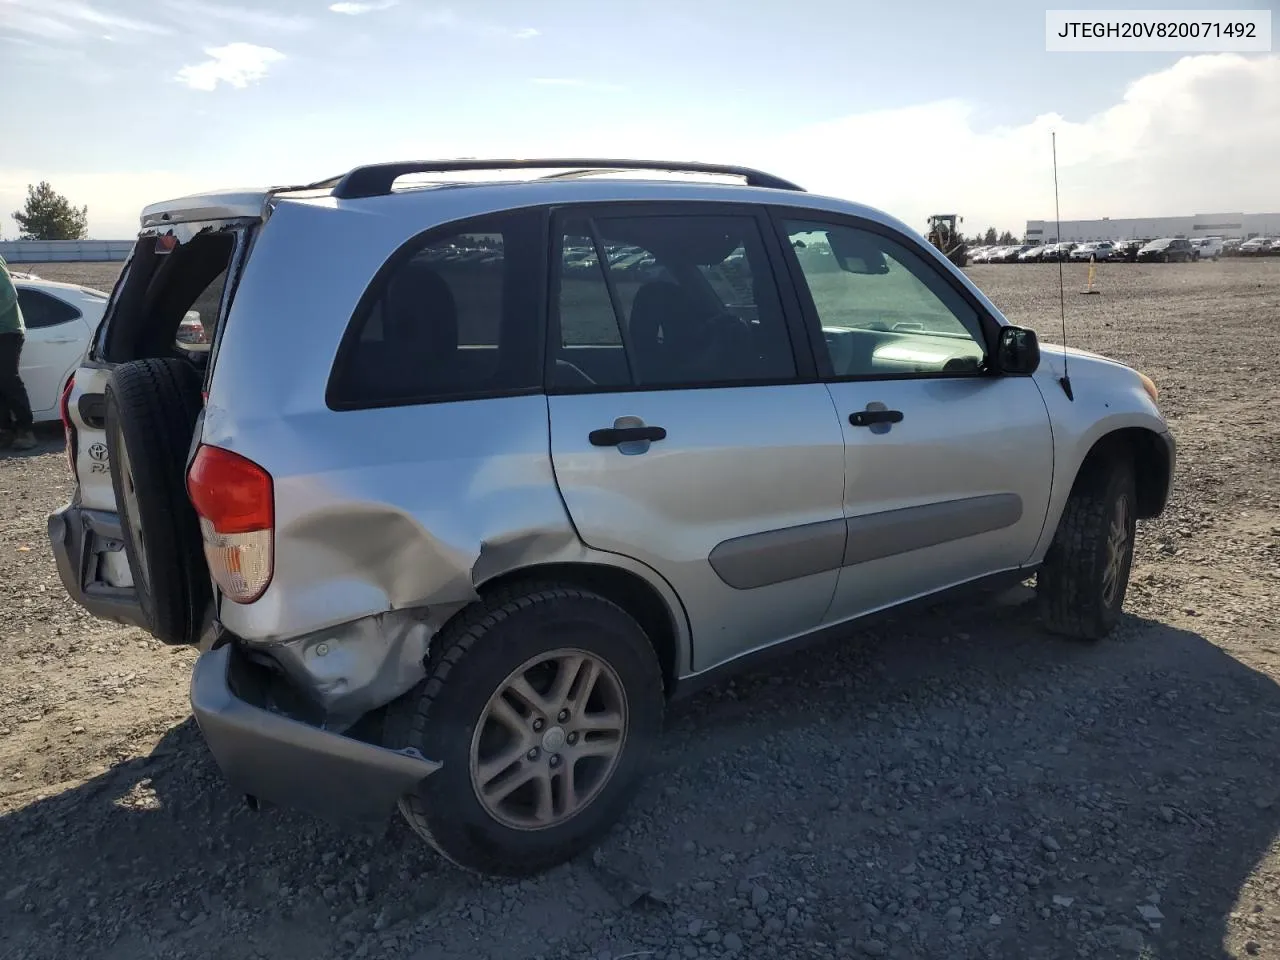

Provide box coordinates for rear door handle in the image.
[589,426,667,446]
[849,409,904,427]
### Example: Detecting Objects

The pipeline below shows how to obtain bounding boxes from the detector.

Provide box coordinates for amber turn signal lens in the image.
[1137,371,1159,403]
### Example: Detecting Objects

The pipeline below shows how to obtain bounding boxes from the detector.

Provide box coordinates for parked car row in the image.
[1228,237,1280,256]
[966,235,1279,264]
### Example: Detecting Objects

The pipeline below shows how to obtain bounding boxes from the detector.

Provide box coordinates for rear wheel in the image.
[105,358,209,646]
[385,584,664,877]
[1037,456,1137,641]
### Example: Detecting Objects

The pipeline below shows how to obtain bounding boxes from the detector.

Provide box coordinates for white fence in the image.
[0,240,133,263]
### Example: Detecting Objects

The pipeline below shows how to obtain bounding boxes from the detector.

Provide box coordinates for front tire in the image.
[384,584,665,877]
[1037,456,1137,641]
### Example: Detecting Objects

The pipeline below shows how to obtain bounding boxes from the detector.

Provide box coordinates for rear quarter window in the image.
[327,209,546,409]
[16,288,82,328]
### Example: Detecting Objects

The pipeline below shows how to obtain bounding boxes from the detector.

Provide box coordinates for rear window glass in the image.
[327,210,544,407]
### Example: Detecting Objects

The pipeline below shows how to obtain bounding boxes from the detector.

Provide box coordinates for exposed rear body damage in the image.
[47,159,1173,876]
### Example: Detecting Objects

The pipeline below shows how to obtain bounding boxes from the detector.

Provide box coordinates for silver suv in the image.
[48,158,1174,877]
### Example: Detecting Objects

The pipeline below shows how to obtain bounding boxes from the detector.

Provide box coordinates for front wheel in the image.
[384,584,665,877]
[1037,457,1137,641]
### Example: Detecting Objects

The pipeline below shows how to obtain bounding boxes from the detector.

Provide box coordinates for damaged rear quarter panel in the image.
[199,200,585,645]
[207,394,582,643]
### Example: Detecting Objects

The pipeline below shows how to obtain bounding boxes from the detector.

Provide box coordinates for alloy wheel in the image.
[469,649,628,831]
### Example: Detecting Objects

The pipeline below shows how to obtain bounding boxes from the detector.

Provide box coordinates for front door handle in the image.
[849,409,904,427]
[589,425,667,447]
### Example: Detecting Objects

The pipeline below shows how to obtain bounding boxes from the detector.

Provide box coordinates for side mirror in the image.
[995,325,1040,375]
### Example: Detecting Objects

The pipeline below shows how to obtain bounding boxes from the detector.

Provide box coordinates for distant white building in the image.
[1024,212,1280,244]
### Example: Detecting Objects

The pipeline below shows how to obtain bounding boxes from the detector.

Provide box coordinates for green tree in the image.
[997,229,1016,245]
[11,181,89,240]
[984,227,998,244]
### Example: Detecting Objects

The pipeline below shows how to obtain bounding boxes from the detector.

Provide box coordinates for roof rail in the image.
[329,158,805,200]
[264,173,347,200]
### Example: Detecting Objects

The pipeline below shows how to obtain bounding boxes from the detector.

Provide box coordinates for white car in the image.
[11,274,107,422]
[1190,237,1223,260]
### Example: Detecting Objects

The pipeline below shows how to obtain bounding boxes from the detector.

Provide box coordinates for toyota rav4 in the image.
[48,158,1174,877]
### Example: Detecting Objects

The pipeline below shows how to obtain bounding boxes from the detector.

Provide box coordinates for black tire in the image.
[384,584,664,877]
[105,358,210,646]
[1036,455,1137,641]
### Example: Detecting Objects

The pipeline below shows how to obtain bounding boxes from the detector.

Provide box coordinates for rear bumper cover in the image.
[47,503,149,630]
[189,644,441,823]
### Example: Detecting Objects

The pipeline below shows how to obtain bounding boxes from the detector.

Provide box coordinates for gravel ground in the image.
[2,258,1280,960]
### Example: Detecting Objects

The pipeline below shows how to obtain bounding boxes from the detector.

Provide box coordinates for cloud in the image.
[500,53,1279,237]
[755,52,1280,233]
[329,0,397,14]
[0,0,171,40]
[175,42,285,91]
[420,8,538,41]
[6,53,1275,243]
[161,1,313,33]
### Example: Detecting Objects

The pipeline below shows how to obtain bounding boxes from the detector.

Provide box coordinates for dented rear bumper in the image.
[189,644,441,823]
[47,503,150,631]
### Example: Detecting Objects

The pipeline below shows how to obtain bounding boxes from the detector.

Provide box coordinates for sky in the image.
[0,0,1277,239]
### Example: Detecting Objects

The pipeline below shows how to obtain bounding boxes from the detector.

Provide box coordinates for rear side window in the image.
[552,213,797,390]
[16,289,81,329]
[328,210,544,408]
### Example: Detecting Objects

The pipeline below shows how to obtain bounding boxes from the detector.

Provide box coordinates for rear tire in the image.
[1036,456,1137,641]
[384,584,664,877]
[105,358,209,646]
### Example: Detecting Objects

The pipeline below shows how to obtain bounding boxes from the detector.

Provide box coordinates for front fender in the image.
[1029,349,1172,562]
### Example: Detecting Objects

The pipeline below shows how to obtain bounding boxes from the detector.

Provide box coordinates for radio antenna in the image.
[1052,131,1074,401]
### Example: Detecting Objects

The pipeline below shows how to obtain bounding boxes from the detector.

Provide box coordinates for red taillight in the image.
[187,444,273,535]
[187,445,274,603]
[59,378,77,477]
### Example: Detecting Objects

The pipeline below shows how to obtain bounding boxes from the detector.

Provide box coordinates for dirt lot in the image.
[2,258,1280,960]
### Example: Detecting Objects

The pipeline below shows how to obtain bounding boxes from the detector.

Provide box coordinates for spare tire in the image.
[105,358,210,646]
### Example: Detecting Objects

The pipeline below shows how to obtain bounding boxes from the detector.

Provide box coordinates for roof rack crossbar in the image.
[329,159,804,199]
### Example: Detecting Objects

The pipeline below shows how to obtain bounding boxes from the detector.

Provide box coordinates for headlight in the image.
[1137,371,1159,403]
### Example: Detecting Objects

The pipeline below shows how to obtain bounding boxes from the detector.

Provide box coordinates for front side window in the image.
[329,210,543,406]
[783,219,988,378]
[15,288,81,329]
[552,213,796,390]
